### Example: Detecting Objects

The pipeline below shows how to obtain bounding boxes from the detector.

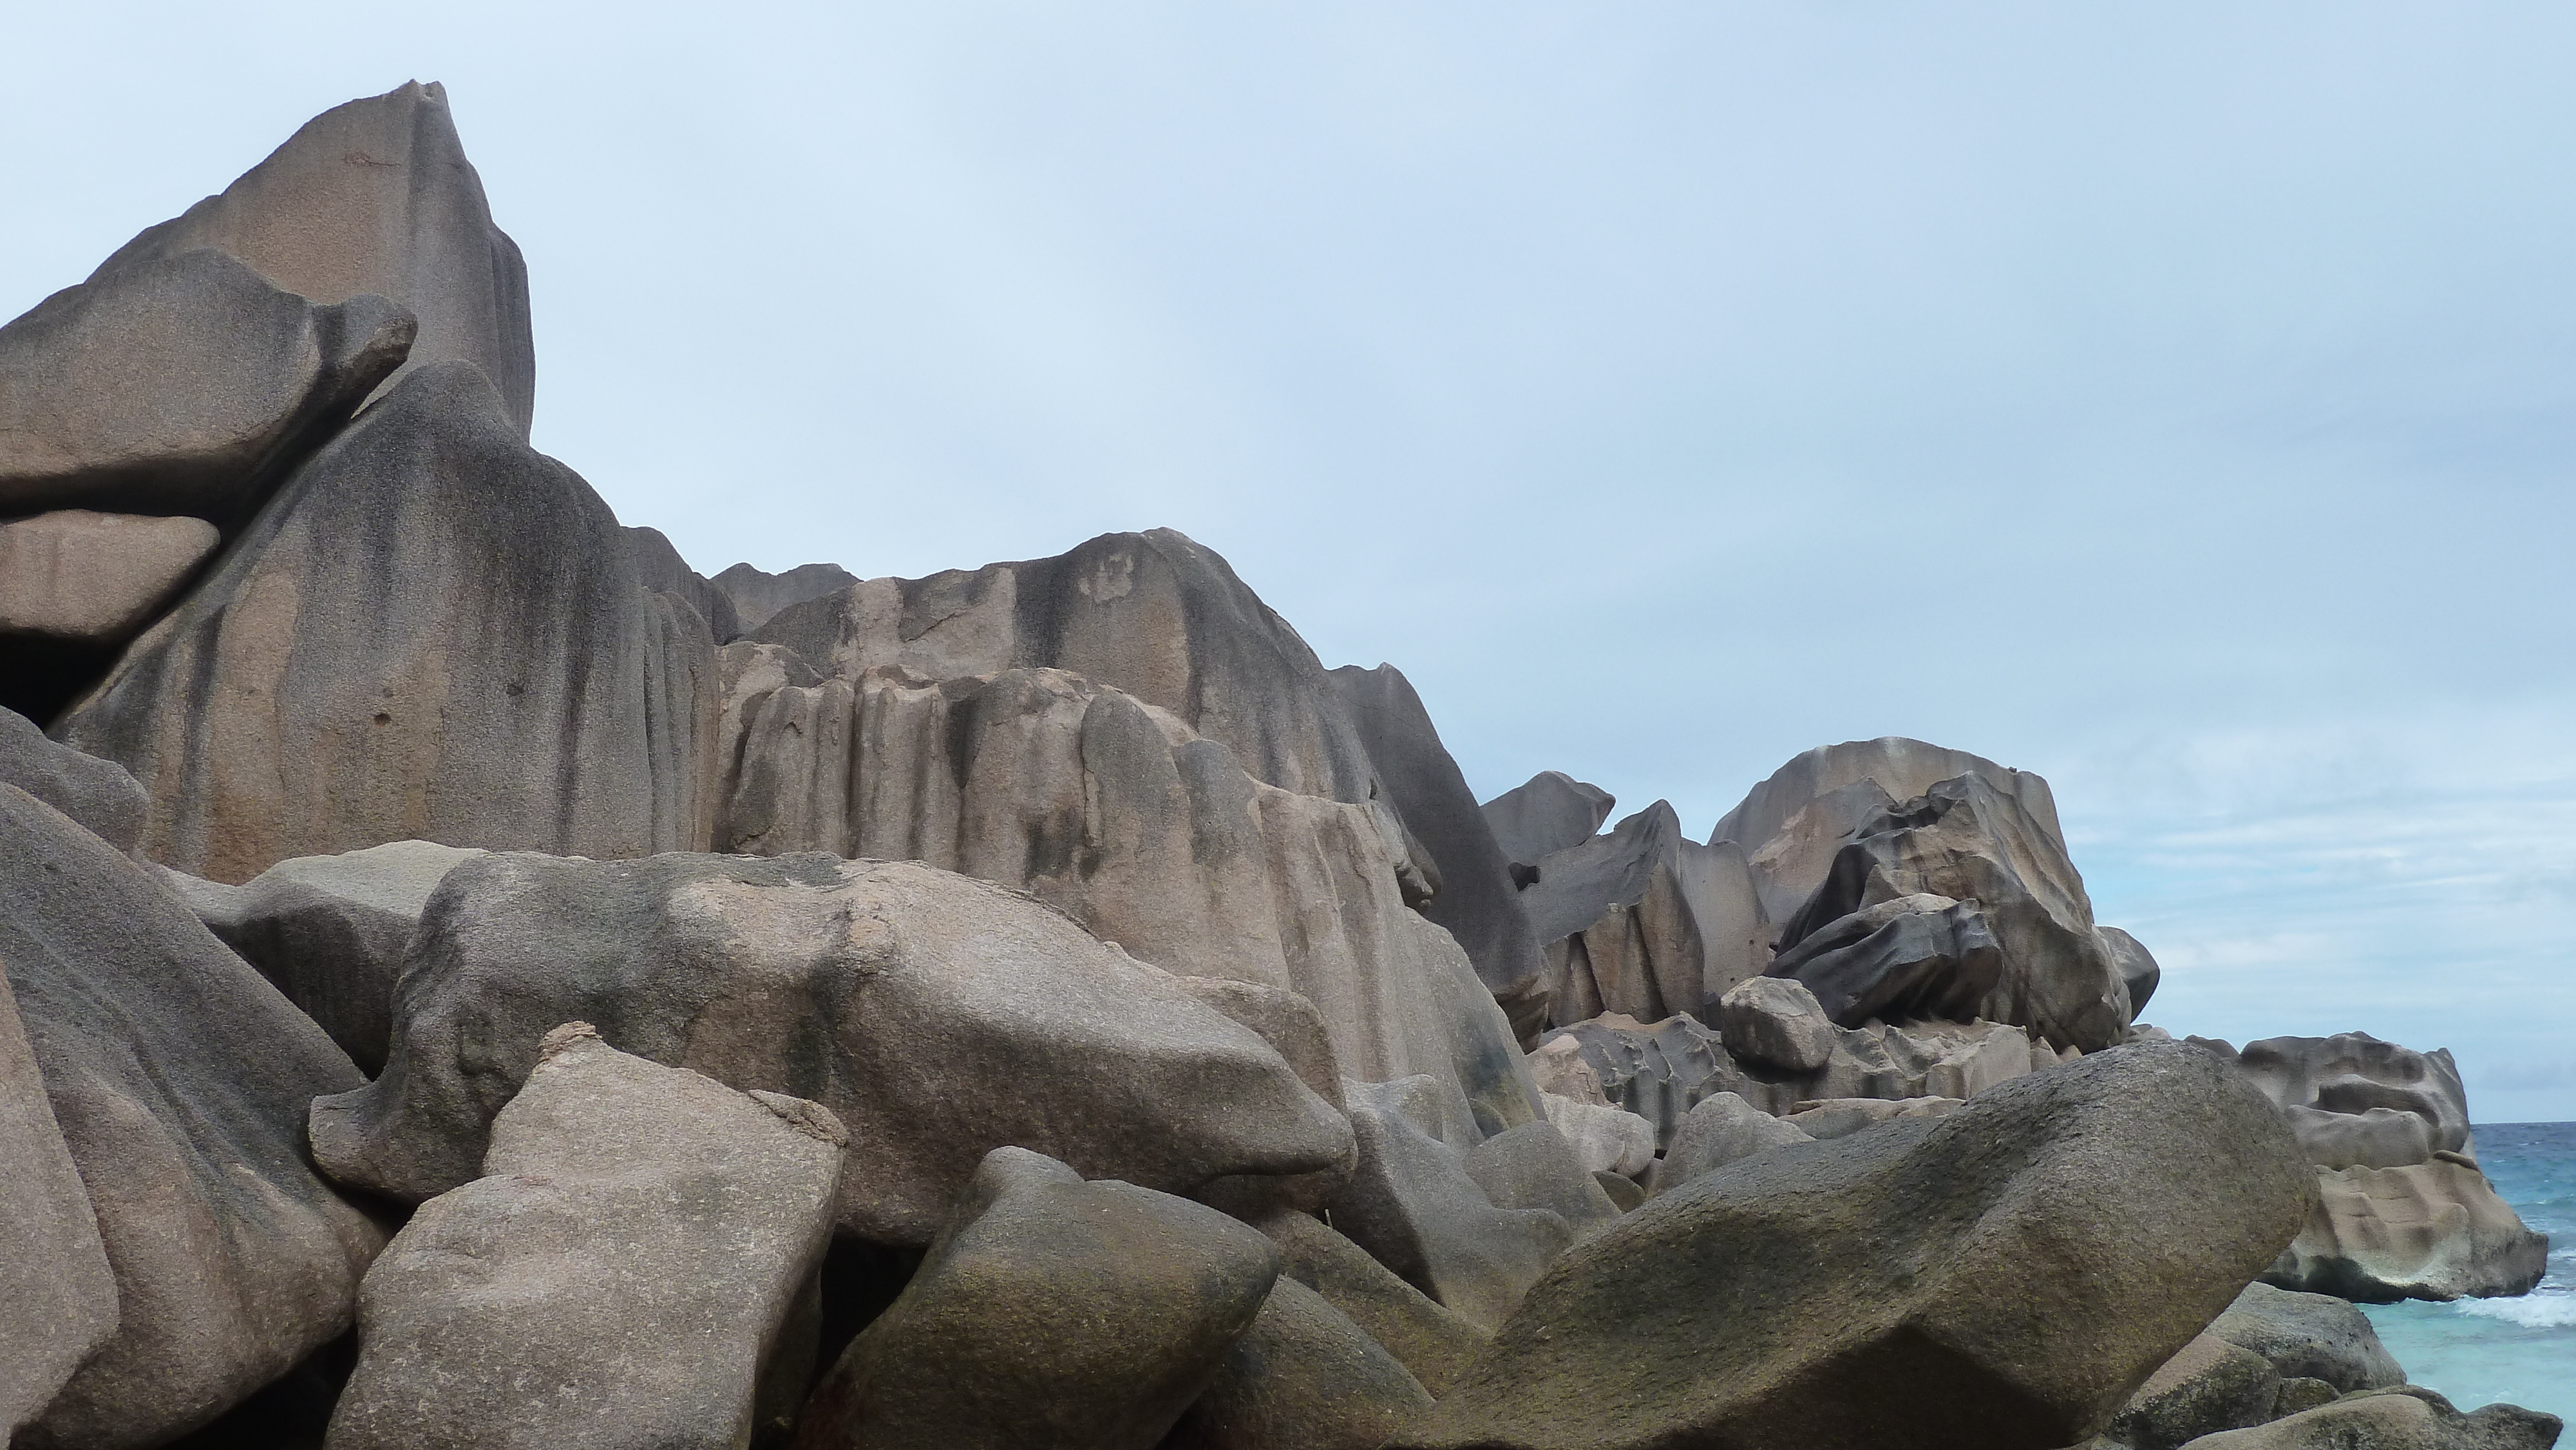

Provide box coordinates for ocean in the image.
[2360,1122,2576,1420]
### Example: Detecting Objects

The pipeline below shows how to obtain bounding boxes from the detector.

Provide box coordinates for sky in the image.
[8,4,2573,1120]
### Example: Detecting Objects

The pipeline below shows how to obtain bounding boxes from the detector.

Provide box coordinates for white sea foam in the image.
[2454,1293,2576,1329]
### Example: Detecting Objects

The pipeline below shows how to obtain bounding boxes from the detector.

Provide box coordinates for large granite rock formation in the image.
[624,525,743,641]
[0,247,413,522]
[2211,1033,2549,1301]
[0,511,220,646]
[0,965,118,1442]
[1520,800,1768,1028]
[310,851,1354,1245]
[0,784,384,1449]
[1330,663,1549,1029]
[1393,1040,2316,1450]
[0,704,148,852]
[712,558,860,633]
[791,1146,1281,1450]
[1773,773,2133,1051]
[714,659,1541,1138]
[91,81,536,435]
[326,1026,845,1450]
[1481,769,1615,872]
[1242,1208,1492,1398]
[57,361,715,882]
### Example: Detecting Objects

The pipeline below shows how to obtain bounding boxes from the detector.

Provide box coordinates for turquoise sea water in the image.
[2360,1122,2575,1420]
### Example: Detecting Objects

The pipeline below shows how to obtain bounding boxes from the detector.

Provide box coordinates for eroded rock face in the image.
[715,661,1540,1139]
[2265,1158,2550,1303]
[1524,802,1768,1028]
[310,852,1354,1246]
[327,1028,844,1450]
[2234,1033,2472,1167]
[1481,769,1615,872]
[624,525,743,642]
[0,511,220,647]
[1395,1042,2316,1450]
[712,559,859,633]
[1776,773,2132,1051]
[1330,663,1548,1028]
[1766,892,2004,1028]
[0,249,412,522]
[2183,1387,2562,1450]
[1644,1091,1812,1198]
[0,704,147,852]
[185,839,483,1075]
[57,361,716,883]
[791,1147,1280,1450]
[94,81,535,435]
[0,966,117,1441]
[0,784,384,1450]
[1162,1276,1435,1450]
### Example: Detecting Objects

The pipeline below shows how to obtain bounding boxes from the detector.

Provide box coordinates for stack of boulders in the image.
[0,84,2557,1450]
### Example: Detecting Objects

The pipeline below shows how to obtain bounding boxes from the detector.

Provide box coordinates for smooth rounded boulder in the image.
[1394,1040,2316,1450]
[1162,1276,1435,1450]
[310,851,1354,1245]
[791,1147,1281,1450]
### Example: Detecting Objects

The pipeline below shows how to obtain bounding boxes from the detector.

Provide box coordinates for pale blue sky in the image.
[10,5,2573,1119]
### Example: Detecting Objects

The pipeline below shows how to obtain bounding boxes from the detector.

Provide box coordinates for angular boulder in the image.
[0,247,412,520]
[2102,925,2161,1015]
[1765,892,2005,1028]
[94,81,535,435]
[57,361,715,883]
[0,784,384,1450]
[1539,1093,1656,1178]
[1461,1120,1624,1236]
[310,851,1354,1245]
[2105,1334,2286,1450]
[1481,769,1615,871]
[1714,974,1838,1072]
[1522,800,1768,1026]
[0,704,147,852]
[2183,1387,2562,1450]
[2208,1281,2405,1393]
[1162,1276,1435,1450]
[1645,1091,1812,1197]
[1330,662,1549,1030]
[0,967,118,1441]
[791,1147,1280,1450]
[1394,1041,2316,1450]
[326,1026,844,1450]
[1244,1208,1492,1398]
[0,511,220,645]
[185,839,484,1074]
[1776,773,2132,1051]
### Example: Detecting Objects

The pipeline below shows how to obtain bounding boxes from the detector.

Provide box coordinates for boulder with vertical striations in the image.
[57,361,715,883]
[0,784,384,1450]
[1394,1041,2315,1450]
[325,1026,845,1450]
[1521,801,1768,1028]
[0,964,118,1443]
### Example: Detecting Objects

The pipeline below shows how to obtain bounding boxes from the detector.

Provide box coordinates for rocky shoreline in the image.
[0,82,2557,1450]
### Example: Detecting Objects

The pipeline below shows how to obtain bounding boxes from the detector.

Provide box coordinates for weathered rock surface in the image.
[0,965,118,1441]
[1645,1090,1813,1197]
[57,361,716,883]
[624,524,743,641]
[715,660,1539,1138]
[327,1026,843,1450]
[183,839,482,1075]
[1776,773,2132,1051]
[712,558,859,633]
[1327,1083,1575,1332]
[0,704,148,852]
[1245,1209,1491,1398]
[1481,769,1615,871]
[94,81,535,435]
[2102,925,2161,1016]
[2266,1158,2550,1302]
[2183,1387,2563,1450]
[0,247,412,521]
[1524,800,1768,1026]
[0,511,220,646]
[1714,974,1837,1071]
[1394,1040,2315,1450]
[1163,1276,1434,1450]
[1462,1120,1623,1236]
[2208,1281,2405,1393]
[0,784,384,1450]
[1781,1094,1964,1138]
[1766,891,2005,1027]
[2234,1032,2472,1168]
[1539,1093,1656,1178]
[310,851,1352,1245]
[1331,662,1549,1029]
[750,528,1378,802]
[791,1147,1280,1450]
[2104,1333,2285,1450]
